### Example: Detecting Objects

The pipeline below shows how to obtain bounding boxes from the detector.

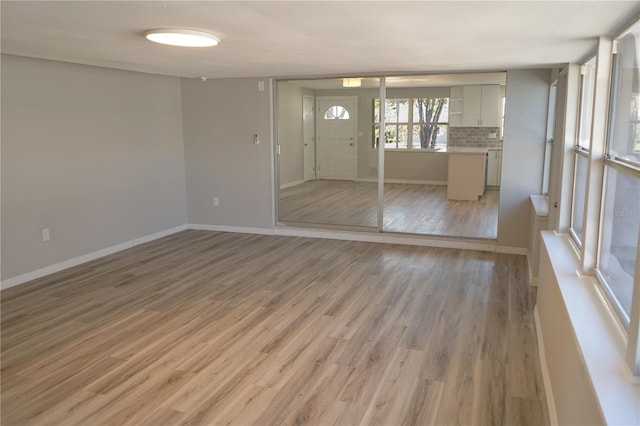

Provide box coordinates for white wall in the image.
[536,239,605,425]
[1,55,188,281]
[497,69,550,249]
[181,78,273,229]
[276,82,304,187]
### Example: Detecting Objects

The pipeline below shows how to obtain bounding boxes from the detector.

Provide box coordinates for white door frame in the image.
[303,95,316,181]
[378,77,385,231]
[315,96,358,181]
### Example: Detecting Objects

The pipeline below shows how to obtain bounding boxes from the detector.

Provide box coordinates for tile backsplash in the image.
[448,127,502,149]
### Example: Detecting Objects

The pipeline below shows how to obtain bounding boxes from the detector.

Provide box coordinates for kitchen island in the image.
[444,148,489,200]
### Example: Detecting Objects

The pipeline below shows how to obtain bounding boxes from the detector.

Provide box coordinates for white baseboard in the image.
[279,180,304,190]
[534,306,559,426]
[188,223,495,252]
[186,224,531,255]
[275,226,496,252]
[187,224,275,236]
[386,179,447,186]
[1,224,188,291]
[495,245,529,255]
[356,178,447,186]
[525,251,538,286]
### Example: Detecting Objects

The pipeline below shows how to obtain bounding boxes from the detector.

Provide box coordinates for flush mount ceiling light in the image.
[144,29,220,47]
[342,78,362,88]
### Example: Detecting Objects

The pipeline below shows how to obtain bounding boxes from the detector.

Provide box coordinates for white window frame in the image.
[570,57,597,249]
[373,97,449,150]
[593,22,640,376]
[373,98,410,149]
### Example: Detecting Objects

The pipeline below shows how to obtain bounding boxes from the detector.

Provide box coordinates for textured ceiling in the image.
[2,1,639,79]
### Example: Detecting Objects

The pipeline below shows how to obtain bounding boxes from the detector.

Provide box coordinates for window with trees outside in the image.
[373,97,448,149]
[596,25,640,326]
[570,58,596,248]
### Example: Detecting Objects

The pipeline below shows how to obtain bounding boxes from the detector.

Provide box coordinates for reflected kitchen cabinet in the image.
[450,85,501,128]
[487,149,502,187]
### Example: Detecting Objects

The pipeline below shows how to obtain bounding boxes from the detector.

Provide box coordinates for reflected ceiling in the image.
[288,73,507,90]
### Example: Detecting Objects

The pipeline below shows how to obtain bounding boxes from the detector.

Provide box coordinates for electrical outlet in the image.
[213,197,219,207]
[42,228,50,242]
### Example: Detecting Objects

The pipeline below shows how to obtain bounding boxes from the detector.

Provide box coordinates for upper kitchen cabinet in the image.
[449,85,501,127]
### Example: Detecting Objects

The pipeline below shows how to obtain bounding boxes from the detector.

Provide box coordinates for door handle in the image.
[349,143,354,146]
[304,143,308,146]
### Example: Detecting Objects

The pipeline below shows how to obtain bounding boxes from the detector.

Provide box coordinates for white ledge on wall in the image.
[538,231,639,426]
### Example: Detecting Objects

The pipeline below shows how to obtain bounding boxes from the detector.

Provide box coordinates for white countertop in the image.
[439,147,489,155]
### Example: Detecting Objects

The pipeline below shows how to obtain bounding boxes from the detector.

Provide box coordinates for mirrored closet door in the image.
[380,74,505,239]
[276,77,380,229]
[276,73,505,240]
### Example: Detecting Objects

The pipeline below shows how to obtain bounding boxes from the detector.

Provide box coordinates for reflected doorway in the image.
[316,97,358,180]
[277,78,379,229]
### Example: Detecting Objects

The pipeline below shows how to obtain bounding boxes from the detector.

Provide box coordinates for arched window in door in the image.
[323,105,350,120]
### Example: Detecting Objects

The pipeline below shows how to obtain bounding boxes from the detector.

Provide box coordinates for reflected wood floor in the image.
[1,231,547,426]
[280,180,499,239]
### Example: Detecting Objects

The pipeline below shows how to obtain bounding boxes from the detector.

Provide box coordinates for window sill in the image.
[530,195,549,217]
[539,231,639,425]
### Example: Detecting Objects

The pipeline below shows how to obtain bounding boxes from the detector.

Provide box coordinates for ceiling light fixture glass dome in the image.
[145,29,220,47]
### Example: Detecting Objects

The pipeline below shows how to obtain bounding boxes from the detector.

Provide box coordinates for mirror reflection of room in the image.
[277,73,506,239]
[277,77,380,229]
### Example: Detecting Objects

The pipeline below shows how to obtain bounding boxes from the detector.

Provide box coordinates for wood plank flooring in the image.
[279,180,499,239]
[1,230,546,425]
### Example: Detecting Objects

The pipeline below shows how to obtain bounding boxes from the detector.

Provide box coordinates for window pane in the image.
[374,99,380,123]
[385,99,409,123]
[412,124,448,149]
[413,98,449,123]
[578,61,596,149]
[385,124,408,149]
[598,167,640,320]
[571,154,588,244]
[397,100,409,122]
[323,105,349,120]
[608,26,640,164]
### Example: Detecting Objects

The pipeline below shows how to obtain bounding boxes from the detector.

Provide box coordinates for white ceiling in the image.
[2,1,639,79]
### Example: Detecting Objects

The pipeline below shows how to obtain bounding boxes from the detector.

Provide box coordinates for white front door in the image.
[303,96,316,181]
[316,97,357,180]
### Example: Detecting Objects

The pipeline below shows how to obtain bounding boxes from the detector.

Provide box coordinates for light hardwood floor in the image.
[1,231,547,425]
[279,180,499,239]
